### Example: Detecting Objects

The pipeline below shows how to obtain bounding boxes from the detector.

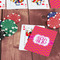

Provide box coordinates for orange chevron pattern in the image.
[25,26,57,56]
[50,0,60,8]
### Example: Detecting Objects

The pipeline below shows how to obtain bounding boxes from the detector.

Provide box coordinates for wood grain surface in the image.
[0,9,60,60]
[29,9,60,60]
[0,1,60,60]
[1,9,32,60]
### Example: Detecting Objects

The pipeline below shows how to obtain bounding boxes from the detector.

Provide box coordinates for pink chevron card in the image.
[50,0,60,8]
[25,26,57,56]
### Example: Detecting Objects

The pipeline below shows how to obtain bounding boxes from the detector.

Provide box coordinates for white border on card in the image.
[19,24,45,51]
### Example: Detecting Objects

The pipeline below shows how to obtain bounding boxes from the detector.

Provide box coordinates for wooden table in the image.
[0,6,60,60]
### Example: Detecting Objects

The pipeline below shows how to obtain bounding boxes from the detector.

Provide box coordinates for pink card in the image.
[25,26,57,56]
[50,0,60,8]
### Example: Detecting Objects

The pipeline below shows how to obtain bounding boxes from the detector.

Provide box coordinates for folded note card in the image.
[25,26,57,56]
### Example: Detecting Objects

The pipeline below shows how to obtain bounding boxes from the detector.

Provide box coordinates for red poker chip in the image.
[3,17,7,21]
[3,13,21,24]
[47,13,60,29]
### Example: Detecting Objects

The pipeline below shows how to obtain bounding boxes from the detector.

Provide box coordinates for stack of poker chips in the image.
[47,12,60,29]
[10,0,24,6]
[0,13,21,40]
[0,20,2,28]
[0,20,6,40]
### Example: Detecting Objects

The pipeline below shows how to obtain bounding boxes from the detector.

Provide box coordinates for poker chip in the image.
[47,12,57,19]
[0,30,6,40]
[1,19,18,36]
[47,13,60,29]
[0,20,2,25]
[3,16,7,21]
[0,20,2,24]
[0,20,2,28]
[3,13,21,24]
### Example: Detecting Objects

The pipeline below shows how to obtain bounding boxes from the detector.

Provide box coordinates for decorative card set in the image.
[7,0,50,9]
[19,24,45,51]
[1,0,50,9]
[19,24,57,57]
[1,0,60,9]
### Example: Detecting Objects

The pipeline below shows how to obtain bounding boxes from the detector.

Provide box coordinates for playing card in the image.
[7,0,27,9]
[0,0,5,9]
[28,0,50,9]
[19,24,45,51]
[25,26,57,56]
[50,0,60,8]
